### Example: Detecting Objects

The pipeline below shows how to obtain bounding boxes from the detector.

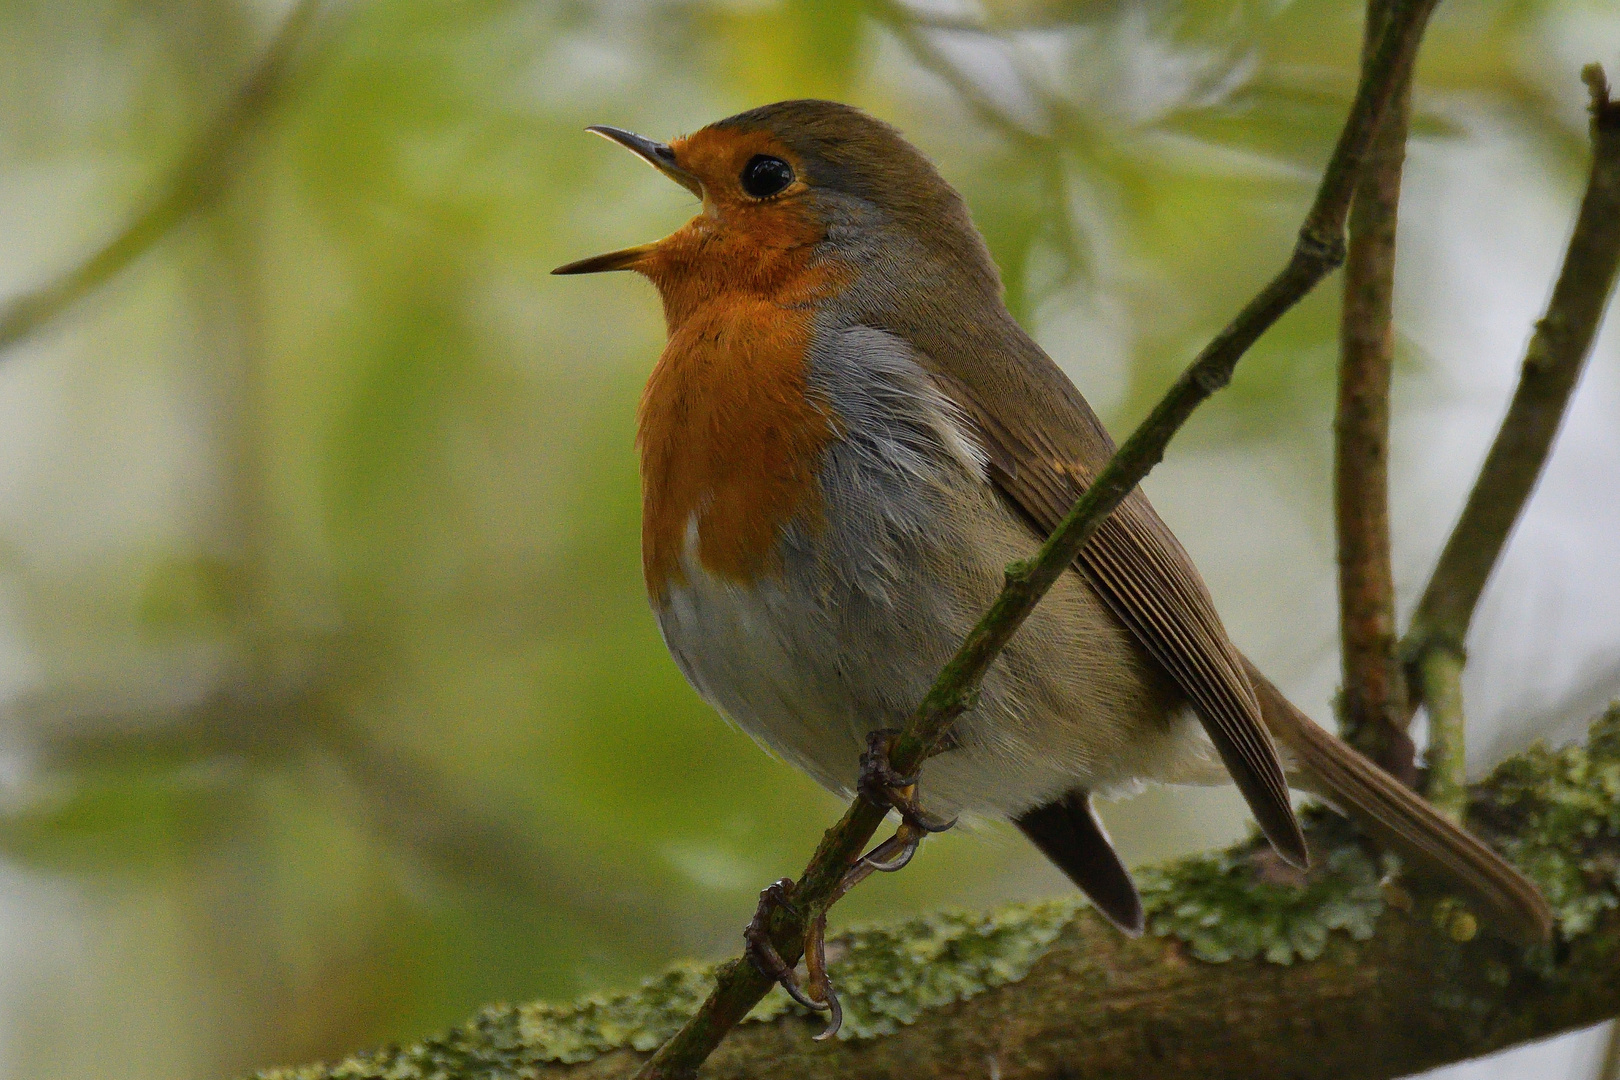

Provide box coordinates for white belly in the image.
[652,474,1210,821]
[650,323,1214,819]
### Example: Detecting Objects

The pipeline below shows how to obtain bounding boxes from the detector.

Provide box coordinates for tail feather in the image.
[1015,789,1144,936]
[1242,658,1553,946]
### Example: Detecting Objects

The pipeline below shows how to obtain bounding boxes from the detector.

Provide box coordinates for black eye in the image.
[740,155,794,198]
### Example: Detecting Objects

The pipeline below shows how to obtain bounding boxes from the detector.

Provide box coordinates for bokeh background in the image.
[0,0,1617,1077]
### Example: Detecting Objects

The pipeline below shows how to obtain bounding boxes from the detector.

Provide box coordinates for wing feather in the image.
[929,360,1307,865]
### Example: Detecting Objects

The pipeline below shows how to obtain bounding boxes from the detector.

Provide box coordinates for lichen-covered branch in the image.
[255,705,1620,1080]
[1403,68,1620,816]
[0,0,323,353]
[1417,647,1469,822]
[629,2,1440,1076]
[1335,0,1418,783]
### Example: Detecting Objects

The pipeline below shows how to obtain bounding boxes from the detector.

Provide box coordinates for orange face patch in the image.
[633,127,846,599]
[670,127,807,212]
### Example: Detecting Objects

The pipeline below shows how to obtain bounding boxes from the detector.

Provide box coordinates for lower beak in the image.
[552,243,658,275]
[551,125,703,276]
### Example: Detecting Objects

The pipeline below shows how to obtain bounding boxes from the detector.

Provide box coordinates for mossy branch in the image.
[0,0,323,353]
[1403,67,1620,817]
[255,705,1620,1080]
[630,2,1440,1076]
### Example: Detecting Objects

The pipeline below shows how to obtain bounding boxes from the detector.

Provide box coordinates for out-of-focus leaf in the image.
[136,553,246,631]
[322,286,473,586]
[0,761,244,875]
[960,147,1065,320]
[706,0,869,104]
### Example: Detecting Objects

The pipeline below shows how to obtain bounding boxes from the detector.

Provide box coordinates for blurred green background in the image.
[0,1,1617,1078]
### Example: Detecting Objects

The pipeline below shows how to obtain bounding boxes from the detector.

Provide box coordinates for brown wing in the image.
[926,363,1308,867]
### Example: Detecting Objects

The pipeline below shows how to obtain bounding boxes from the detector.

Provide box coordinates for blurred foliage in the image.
[0,0,1607,1077]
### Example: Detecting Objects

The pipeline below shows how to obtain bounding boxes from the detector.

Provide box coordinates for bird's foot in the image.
[842,729,958,891]
[857,729,960,834]
[742,878,842,1040]
[741,731,957,1042]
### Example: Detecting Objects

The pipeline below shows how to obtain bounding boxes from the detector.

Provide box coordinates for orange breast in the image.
[633,177,850,601]
[638,295,837,599]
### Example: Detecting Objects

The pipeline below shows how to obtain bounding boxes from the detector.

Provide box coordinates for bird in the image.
[555,99,1550,1025]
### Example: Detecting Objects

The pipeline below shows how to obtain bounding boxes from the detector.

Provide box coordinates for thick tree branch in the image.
[0,0,322,353]
[1336,0,1418,784]
[631,3,1439,1076]
[254,705,1620,1080]
[1403,67,1620,817]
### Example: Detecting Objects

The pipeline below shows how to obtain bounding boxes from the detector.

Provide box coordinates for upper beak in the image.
[585,126,704,198]
[552,125,704,276]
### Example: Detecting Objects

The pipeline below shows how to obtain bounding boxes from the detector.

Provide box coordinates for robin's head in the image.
[553,100,999,306]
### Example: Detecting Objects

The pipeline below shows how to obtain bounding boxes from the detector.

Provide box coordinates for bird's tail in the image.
[1242,658,1553,946]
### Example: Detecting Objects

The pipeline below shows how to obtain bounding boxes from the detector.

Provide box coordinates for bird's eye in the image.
[740,155,794,198]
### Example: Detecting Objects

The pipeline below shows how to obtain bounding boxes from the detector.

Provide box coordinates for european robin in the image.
[556,100,1550,1020]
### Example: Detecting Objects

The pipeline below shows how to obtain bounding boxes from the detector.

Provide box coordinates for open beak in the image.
[585,126,703,198]
[552,125,702,276]
[551,242,658,276]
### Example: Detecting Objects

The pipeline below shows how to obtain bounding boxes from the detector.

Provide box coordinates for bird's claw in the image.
[858,728,917,793]
[859,729,959,835]
[742,878,842,1040]
[742,879,806,999]
[803,912,842,1041]
[740,730,958,1044]
[859,821,925,873]
[835,730,960,896]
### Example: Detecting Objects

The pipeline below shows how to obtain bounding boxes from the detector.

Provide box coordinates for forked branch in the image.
[1403,66,1620,818]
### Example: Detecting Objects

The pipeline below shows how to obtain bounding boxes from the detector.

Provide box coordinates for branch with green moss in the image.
[254,704,1620,1080]
[1403,67,1620,819]
[0,0,324,353]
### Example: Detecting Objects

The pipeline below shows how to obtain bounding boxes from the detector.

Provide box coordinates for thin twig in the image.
[1416,646,1468,820]
[1335,0,1419,784]
[0,0,322,353]
[1402,66,1620,818]
[633,2,1438,1076]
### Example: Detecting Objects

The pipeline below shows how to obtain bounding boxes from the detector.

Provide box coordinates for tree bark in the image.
[1335,0,1419,784]
[254,707,1620,1080]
